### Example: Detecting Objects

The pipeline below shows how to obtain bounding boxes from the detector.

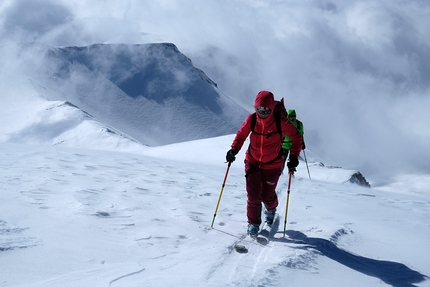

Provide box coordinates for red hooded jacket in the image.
[231,91,302,170]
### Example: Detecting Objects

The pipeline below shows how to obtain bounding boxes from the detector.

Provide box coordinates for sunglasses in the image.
[256,106,271,116]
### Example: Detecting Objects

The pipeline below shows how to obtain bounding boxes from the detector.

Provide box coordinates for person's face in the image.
[255,106,271,119]
[288,115,296,122]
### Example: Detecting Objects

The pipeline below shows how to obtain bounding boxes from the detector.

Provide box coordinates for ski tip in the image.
[234,244,248,254]
[256,236,269,245]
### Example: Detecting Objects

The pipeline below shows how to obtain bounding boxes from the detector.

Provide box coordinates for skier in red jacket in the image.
[226,90,302,236]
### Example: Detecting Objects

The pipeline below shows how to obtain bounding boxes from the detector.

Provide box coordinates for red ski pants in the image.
[245,161,282,225]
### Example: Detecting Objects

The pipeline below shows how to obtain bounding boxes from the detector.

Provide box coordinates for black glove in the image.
[226,149,238,163]
[302,141,306,150]
[287,154,299,173]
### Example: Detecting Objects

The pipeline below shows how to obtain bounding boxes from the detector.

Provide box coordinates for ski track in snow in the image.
[1,144,429,286]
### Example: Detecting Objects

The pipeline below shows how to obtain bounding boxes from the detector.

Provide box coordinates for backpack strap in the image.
[274,110,282,138]
[250,112,257,132]
[250,112,282,138]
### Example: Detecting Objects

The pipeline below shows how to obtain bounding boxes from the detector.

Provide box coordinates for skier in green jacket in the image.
[282,109,305,172]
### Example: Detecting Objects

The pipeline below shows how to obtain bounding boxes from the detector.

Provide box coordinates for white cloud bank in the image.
[1,0,430,182]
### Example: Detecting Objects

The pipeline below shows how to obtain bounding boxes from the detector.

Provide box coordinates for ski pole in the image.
[211,162,231,228]
[303,150,311,180]
[283,171,293,237]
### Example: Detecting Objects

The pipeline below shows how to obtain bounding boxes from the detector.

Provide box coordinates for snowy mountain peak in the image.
[13,42,248,147]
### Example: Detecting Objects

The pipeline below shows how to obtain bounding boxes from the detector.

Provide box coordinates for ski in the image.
[234,241,250,254]
[233,214,279,253]
[256,214,279,245]
[233,233,261,254]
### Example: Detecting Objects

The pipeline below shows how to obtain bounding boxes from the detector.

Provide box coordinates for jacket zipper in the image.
[258,120,265,162]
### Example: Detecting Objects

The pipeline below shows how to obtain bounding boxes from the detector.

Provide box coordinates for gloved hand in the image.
[302,141,306,150]
[287,154,299,173]
[226,149,238,163]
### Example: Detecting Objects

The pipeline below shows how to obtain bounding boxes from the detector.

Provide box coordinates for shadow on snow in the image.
[281,230,429,287]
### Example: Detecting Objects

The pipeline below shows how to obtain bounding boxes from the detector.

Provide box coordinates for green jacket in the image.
[282,119,304,150]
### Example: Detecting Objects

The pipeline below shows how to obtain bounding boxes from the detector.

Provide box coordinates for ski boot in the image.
[265,209,276,225]
[247,223,259,237]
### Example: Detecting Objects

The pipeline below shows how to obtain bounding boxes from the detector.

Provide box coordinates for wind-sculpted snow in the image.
[1,141,429,286]
[0,221,40,251]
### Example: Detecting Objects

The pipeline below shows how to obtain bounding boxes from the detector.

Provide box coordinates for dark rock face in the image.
[348,172,371,188]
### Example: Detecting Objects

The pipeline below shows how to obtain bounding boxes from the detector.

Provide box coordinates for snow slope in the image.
[1,137,429,287]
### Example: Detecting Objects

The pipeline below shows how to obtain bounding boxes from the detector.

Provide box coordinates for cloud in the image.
[1,0,73,42]
[1,0,430,181]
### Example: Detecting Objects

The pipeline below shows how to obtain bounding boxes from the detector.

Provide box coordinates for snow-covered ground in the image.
[1,137,429,287]
[2,1,430,285]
